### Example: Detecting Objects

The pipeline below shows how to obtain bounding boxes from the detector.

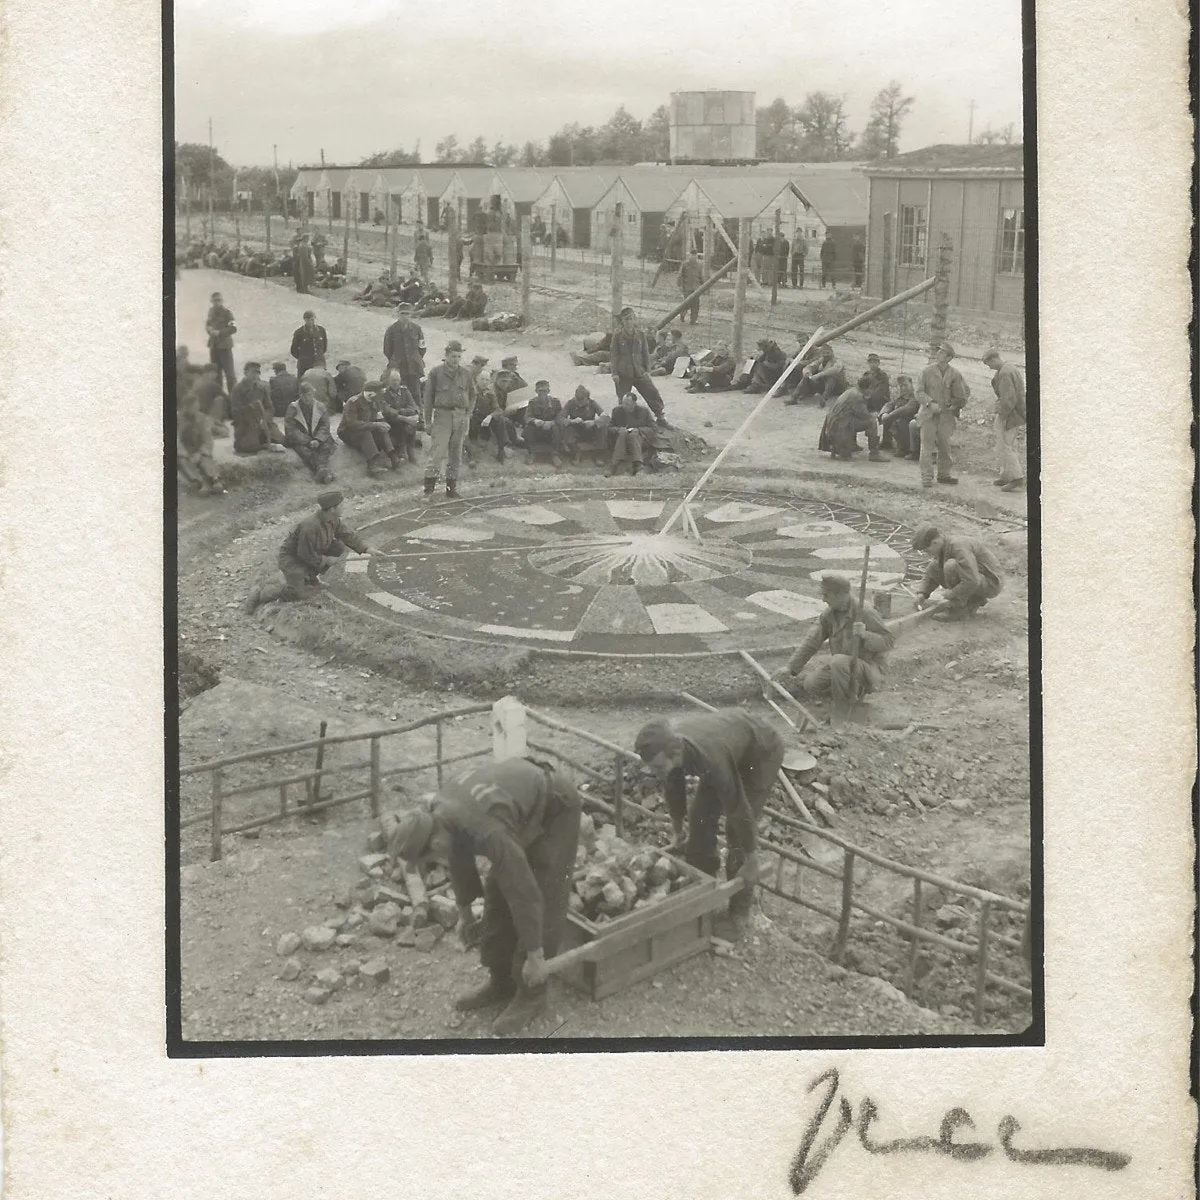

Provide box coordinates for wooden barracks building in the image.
[863,144,1026,317]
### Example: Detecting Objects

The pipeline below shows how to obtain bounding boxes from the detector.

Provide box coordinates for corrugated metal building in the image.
[863,144,1025,316]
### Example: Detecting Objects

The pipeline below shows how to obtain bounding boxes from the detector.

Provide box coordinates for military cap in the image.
[819,572,851,594]
[210,292,222,301]
[867,353,881,363]
[395,302,414,312]
[389,808,435,865]
[317,490,344,510]
[670,329,683,339]
[244,361,261,371]
[982,348,1002,363]
[618,306,635,318]
[634,718,677,763]
[938,341,957,358]
[534,379,549,388]
[501,355,518,367]
[303,309,316,318]
[336,358,351,368]
[445,339,464,353]
[911,524,943,551]
[272,360,287,370]
[471,354,489,366]
[363,380,383,393]
[573,384,590,400]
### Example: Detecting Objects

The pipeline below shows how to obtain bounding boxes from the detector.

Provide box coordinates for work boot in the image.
[868,450,889,462]
[454,973,516,1013]
[423,476,436,496]
[389,453,402,470]
[491,984,548,1035]
[446,479,459,499]
[630,461,641,476]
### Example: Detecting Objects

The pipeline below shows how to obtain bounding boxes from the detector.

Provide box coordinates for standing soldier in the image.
[388,757,582,1035]
[291,231,314,294]
[851,234,866,288]
[634,708,786,939]
[383,302,426,402]
[678,252,704,324]
[791,233,807,289]
[243,491,381,613]
[776,233,790,288]
[911,525,1005,619]
[289,309,328,379]
[422,339,474,498]
[983,349,1026,492]
[610,306,668,427]
[414,231,433,283]
[204,291,237,394]
[916,341,969,487]
[773,572,895,710]
[819,231,837,288]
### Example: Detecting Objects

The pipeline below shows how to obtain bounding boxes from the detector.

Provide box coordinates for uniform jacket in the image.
[818,386,872,452]
[786,598,894,674]
[284,397,333,448]
[917,361,969,421]
[491,368,527,409]
[991,362,1026,428]
[205,304,236,349]
[819,238,837,265]
[268,371,300,417]
[792,238,808,260]
[562,394,604,422]
[610,327,652,378]
[423,363,475,421]
[525,394,562,423]
[334,365,367,409]
[383,317,426,374]
[230,377,271,425]
[435,759,581,955]
[862,367,892,411]
[880,391,920,424]
[920,535,1005,603]
[290,324,327,366]
[382,384,420,423]
[414,240,433,269]
[666,710,786,858]
[609,402,655,431]
[281,510,368,571]
[339,391,388,437]
[805,355,847,397]
[679,258,704,294]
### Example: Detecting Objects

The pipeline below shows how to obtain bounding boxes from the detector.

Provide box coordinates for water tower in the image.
[669,91,757,163]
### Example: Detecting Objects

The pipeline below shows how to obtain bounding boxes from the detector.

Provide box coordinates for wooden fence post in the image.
[369,736,382,817]
[209,768,224,862]
[610,201,624,321]
[732,217,750,360]
[264,207,271,255]
[447,207,460,302]
[491,695,527,760]
[388,199,398,281]
[973,898,992,1024]
[929,233,953,352]
[549,203,557,273]
[234,213,241,250]
[831,848,855,963]
[770,207,781,306]
[519,215,531,325]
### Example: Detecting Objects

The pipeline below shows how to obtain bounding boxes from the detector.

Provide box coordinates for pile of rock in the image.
[569,815,690,925]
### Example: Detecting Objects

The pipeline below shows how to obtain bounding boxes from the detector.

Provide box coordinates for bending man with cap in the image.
[774,572,895,709]
[422,340,475,498]
[389,757,582,1035]
[635,708,785,939]
[244,490,380,612]
[916,341,969,487]
[911,525,1005,618]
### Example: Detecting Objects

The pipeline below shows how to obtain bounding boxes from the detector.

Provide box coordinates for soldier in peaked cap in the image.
[916,341,969,487]
[383,302,427,402]
[389,757,582,1036]
[243,490,381,613]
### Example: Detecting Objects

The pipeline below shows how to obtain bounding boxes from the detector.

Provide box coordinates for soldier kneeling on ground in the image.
[244,490,381,613]
[911,524,1005,620]
[388,757,582,1036]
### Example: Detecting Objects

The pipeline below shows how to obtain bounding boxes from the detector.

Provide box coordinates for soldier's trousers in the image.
[291,442,334,477]
[994,416,1024,483]
[801,655,883,706]
[479,802,581,981]
[941,560,1004,610]
[612,372,663,418]
[424,408,467,482]
[339,425,393,463]
[919,412,957,483]
[257,544,345,604]
[209,346,236,394]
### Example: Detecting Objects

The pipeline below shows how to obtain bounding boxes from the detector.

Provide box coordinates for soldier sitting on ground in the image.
[606,391,655,476]
[784,342,845,408]
[560,385,609,463]
[177,380,224,496]
[230,362,285,456]
[523,380,565,467]
[244,490,382,613]
[741,338,788,393]
[878,374,920,457]
[773,572,895,711]
[571,331,612,368]
[333,359,367,415]
[381,369,423,464]
[817,372,889,462]
[268,360,299,419]
[339,379,398,476]
[446,280,488,320]
[650,329,691,377]
[910,525,1005,619]
[685,341,736,392]
[283,377,335,484]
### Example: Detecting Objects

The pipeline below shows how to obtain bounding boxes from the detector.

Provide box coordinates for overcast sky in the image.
[175,0,1025,168]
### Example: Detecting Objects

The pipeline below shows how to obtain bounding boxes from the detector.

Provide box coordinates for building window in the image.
[999,207,1025,275]
[899,205,927,266]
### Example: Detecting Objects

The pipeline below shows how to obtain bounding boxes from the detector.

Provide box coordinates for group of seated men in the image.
[178,236,346,289]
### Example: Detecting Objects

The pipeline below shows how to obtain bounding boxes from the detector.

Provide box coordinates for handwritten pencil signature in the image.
[790,1068,1132,1195]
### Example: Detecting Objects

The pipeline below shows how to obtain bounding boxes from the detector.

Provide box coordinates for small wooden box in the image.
[558,859,741,1000]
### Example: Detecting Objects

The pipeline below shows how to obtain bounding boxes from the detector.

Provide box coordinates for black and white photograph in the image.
[172,0,1035,1047]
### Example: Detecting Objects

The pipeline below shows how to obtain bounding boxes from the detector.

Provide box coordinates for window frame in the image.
[998,206,1025,276]
[898,204,928,268]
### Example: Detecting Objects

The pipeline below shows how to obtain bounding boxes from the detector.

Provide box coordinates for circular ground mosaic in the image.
[328,487,924,658]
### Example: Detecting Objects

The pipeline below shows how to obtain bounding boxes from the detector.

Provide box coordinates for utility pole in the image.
[549,203,557,273]
[967,99,976,144]
[519,215,532,324]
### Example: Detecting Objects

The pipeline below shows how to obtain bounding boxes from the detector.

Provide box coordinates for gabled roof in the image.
[598,172,688,211]
[494,169,556,203]
[782,173,869,226]
[414,167,459,196]
[371,167,415,191]
[551,169,621,208]
[452,170,496,199]
[324,168,354,191]
[691,176,796,218]
[863,143,1024,176]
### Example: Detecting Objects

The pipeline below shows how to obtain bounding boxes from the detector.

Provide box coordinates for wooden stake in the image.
[549,203,557,273]
[388,198,398,281]
[447,207,459,302]
[732,217,749,360]
[610,201,624,322]
[519,215,532,323]
[264,205,271,254]
[770,207,781,306]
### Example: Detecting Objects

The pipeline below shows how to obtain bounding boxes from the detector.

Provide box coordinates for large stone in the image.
[368,903,402,938]
[303,985,333,1005]
[278,957,303,981]
[276,932,302,957]
[334,933,359,948]
[364,831,387,853]
[360,959,391,984]
[314,967,343,990]
[429,895,459,931]
[359,853,390,875]
[300,926,336,952]
[414,928,444,952]
[395,928,418,948]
